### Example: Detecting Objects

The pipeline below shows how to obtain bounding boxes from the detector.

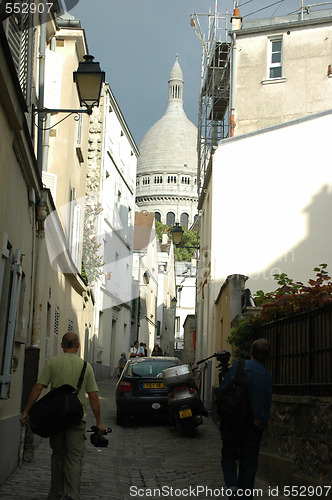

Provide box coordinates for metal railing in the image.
[256,304,332,396]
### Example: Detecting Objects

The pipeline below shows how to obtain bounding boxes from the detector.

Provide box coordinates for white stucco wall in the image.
[211,110,332,296]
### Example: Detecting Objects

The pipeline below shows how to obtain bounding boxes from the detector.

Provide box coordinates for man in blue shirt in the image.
[215,338,272,498]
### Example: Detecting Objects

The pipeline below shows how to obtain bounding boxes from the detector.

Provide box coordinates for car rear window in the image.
[127,359,180,377]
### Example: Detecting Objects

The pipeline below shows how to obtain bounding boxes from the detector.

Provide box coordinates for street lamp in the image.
[171,296,177,308]
[143,271,150,285]
[73,55,105,113]
[34,54,105,120]
[172,223,184,245]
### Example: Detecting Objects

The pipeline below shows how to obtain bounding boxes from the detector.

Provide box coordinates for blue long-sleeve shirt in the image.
[215,359,272,429]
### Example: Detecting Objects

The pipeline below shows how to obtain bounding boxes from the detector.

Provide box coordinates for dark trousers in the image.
[221,422,262,499]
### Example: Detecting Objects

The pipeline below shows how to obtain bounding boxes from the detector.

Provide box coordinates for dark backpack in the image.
[29,361,87,438]
[215,359,252,427]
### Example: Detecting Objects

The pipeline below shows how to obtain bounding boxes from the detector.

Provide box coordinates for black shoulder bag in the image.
[29,361,87,438]
[215,359,252,428]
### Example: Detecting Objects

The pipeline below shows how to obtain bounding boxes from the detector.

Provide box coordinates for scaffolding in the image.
[191,9,231,206]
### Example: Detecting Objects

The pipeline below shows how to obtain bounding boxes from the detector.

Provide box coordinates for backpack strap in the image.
[76,361,87,393]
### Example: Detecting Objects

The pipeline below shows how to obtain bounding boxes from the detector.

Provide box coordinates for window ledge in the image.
[261,77,287,85]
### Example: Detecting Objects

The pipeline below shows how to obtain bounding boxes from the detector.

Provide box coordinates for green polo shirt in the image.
[38,353,98,421]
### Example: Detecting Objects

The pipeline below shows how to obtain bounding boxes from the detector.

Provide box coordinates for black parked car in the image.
[115,356,182,425]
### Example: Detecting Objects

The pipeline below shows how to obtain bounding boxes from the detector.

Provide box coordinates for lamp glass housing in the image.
[172,223,184,245]
[73,55,105,109]
[171,297,177,307]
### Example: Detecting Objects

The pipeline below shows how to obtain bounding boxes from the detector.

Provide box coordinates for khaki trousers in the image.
[47,421,86,500]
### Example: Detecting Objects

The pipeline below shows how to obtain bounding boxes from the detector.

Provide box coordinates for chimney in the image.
[231,8,242,31]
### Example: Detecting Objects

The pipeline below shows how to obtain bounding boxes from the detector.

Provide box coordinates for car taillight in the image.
[189,387,196,395]
[118,381,133,392]
[168,393,174,399]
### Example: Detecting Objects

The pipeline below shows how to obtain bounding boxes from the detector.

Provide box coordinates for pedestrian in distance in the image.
[151,343,163,356]
[118,352,127,377]
[21,331,105,500]
[139,342,146,357]
[129,340,143,358]
[214,338,272,499]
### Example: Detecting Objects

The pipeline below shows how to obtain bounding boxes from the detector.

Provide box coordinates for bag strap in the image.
[76,361,87,392]
[234,359,245,383]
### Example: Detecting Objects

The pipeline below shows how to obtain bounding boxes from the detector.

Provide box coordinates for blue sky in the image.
[69,1,315,146]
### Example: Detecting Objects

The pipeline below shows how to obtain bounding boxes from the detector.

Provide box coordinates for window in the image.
[269,38,282,79]
[181,176,190,185]
[166,212,175,227]
[180,213,189,230]
[175,317,180,335]
[142,176,150,185]
[136,178,140,187]
[155,212,161,223]
[167,175,177,184]
[154,175,163,184]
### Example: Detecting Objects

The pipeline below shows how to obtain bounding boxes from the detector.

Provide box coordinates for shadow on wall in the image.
[247,184,332,294]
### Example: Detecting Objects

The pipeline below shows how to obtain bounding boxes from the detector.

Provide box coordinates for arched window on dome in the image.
[166,212,175,227]
[155,212,161,223]
[180,213,189,230]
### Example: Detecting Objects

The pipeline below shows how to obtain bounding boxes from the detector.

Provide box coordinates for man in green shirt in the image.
[21,332,104,500]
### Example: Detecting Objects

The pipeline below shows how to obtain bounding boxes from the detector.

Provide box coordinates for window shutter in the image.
[0,251,22,398]
[53,306,60,356]
[42,172,57,203]
[4,13,31,99]
[69,189,83,271]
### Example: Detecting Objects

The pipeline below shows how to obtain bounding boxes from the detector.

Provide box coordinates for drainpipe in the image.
[23,194,47,462]
[31,195,48,348]
[230,8,242,137]
[37,0,47,175]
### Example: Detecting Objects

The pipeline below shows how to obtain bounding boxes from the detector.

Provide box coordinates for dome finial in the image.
[168,55,184,104]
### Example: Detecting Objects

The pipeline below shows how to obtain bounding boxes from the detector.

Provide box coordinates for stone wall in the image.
[259,395,332,488]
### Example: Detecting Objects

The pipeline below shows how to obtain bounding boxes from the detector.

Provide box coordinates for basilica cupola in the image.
[136,55,198,229]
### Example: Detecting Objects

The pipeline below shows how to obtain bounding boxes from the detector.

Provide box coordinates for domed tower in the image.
[136,56,198,229]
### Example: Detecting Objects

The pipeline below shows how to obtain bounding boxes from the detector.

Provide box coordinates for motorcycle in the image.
[162,364,206,437]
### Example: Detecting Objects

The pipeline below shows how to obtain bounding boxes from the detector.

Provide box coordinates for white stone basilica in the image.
[136,56,198,229]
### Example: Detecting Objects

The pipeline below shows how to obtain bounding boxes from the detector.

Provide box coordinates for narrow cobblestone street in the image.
[0,379,287,500]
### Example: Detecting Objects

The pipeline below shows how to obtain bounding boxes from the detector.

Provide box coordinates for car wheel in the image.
[116,411,128,426]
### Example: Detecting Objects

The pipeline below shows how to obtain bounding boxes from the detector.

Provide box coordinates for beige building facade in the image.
[0,8,95,484]
[232,9,332,135]
[132,212,159,354]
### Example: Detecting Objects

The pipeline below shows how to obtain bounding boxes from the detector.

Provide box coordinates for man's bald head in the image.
[61,332,80,350]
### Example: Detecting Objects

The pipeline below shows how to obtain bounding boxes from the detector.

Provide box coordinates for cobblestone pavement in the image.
[0,379,287,500]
